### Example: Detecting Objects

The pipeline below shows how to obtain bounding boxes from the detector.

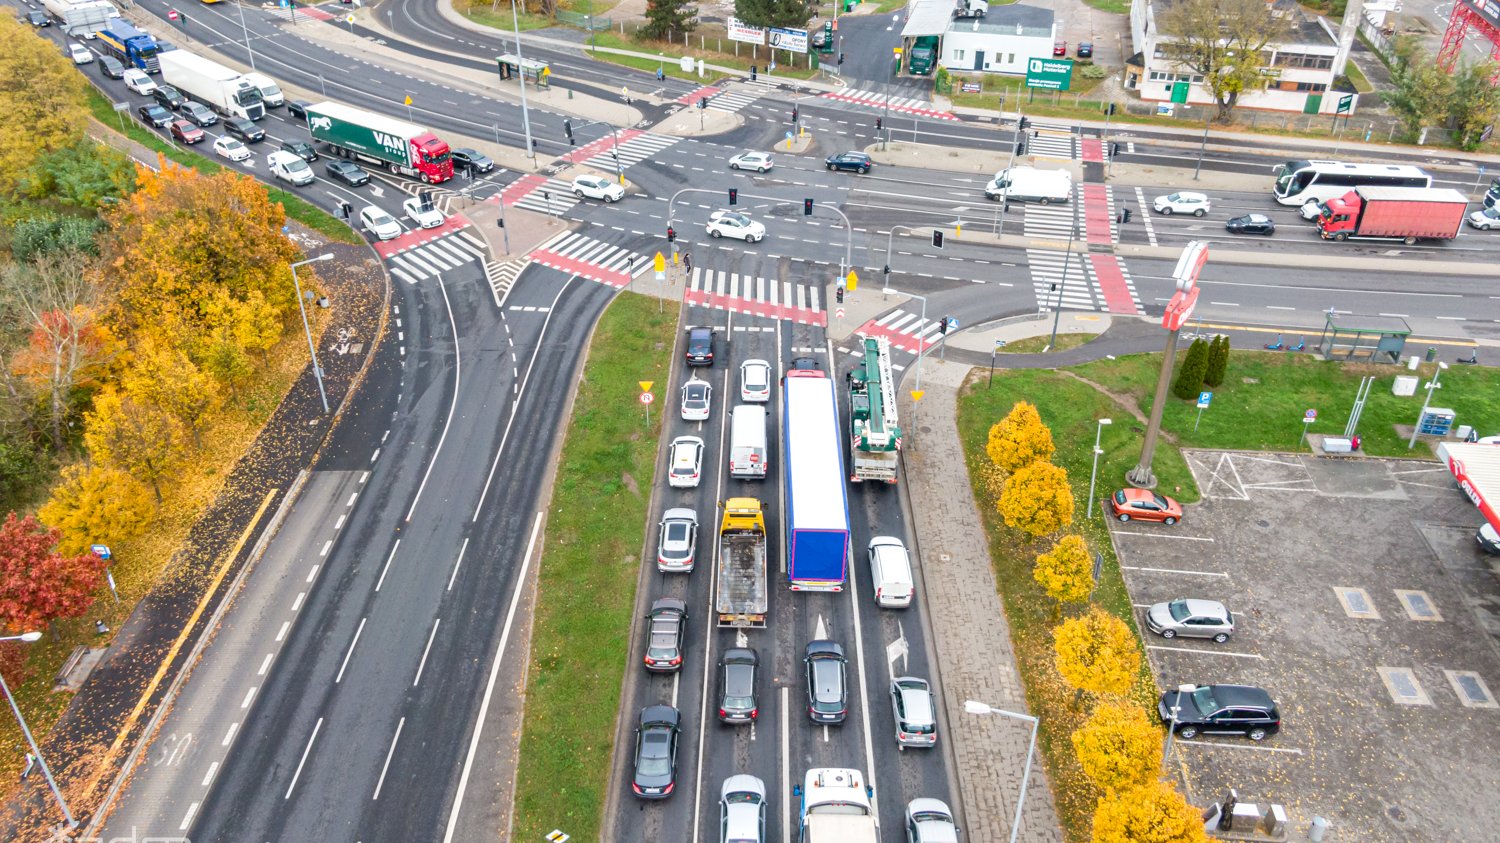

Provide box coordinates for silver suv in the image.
[891,676,937,749]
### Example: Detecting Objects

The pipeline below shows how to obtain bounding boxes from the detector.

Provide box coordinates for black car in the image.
[98,56,125,79]
[223,118,265,144]
[632,705,680,799]
[1159,684,1281,741]
[1077,41,1094,58]
[450,147,494,174]
[281,140,318,162]
[804,640,848,724]
[286,99,313,121]
[25,10,48,26]
[790,356,820,372]
[826,151,872,174]
[153,85,188,111]
[137,104,173,128]
[1225,213,1275,236]
[180,102,217,127]
[685,325,714,367]
[718,648,759,723]
[326,160,370,187]
[642,597,686,672]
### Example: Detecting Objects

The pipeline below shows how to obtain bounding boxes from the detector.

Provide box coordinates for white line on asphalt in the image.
[201,762,217,787]
[334,515,345,530]
[275,621,290,642]
[781,685,791,843]
[319,540,332,557]
[375,539,401,593]
[372,717,405,801]
[1174,739,1303,755]
[222,723,238,747]
[347,492,358,507]
[292,592,305,612]
[307,565,319,583]
[1114,532,1216,541]
[258,654,273,676]
[441,511,545,843]
[839,339,881,828]
[405,275,462,522]
[447,537,469,591]
[1147,644,1263,659]
[413,618,441,687]
[179,802,198,832]
[241,687,256,709]
[1265,305,1296,310]
[1123,565,1231,577]
[370,448,381,463]
[284,717,323,799]
[336,618,366,684]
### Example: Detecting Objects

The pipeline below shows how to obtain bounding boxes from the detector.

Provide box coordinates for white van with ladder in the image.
[729,404,768,479]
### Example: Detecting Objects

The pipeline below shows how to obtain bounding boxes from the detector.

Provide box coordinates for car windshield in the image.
[1151,492,1170,508]
[724,791,761,805]
[1188,686,1218,715]
[1168,599,1191,621]
[370,211,393,225]
[912,809,950,823]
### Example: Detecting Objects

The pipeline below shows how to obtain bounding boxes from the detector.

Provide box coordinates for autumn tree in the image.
[39,464,154,557]
[83,387,186,503]
[1386,43,1456,138]
[641,0,698,40]
[1034,534,1094,607]
[1092,780,1209,843]
[0,513,108,632]
[1157,0,1291,122]
[20,139,137,207]
[0,16,91,197]
[1054,607,1141,699]
[1071,701,1162,794]
[1446,61,1500,150]
[119,339,221,447]
[987,402,1055,472]
[1171,338,1208,400]
[1202,335,1229,388]
[999,461,1074,537]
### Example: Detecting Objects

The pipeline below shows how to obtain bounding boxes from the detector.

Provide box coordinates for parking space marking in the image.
[1175,741,1304,755]
[1113,532,1216,542]
[1146,644,1264,659]
[1122,565,1230,577]
[1378,666,1433,706]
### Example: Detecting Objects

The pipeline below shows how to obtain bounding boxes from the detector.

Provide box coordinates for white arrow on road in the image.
[369,184,384,198]
[885,620,909,676]
[815,614,829,641]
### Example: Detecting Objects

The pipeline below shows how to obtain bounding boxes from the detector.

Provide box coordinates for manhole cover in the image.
[1388,805,1407,822]
[1256,519,1270,528]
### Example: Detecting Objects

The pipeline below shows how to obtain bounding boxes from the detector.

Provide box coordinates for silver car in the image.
[720,774,766,842]
[906,797,959,843]
[1146,598,1234,643]
[890,676,937,749]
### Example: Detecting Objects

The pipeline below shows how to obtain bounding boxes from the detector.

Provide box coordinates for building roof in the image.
[902,0,954,38]
[950,4,1054,38]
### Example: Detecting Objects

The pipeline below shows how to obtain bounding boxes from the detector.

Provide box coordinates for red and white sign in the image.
[728,17,766,46]
[835,307,845,319]
[639,392,654,405]
[167,8,179,20]
[1438,441,1500,530]
[1162,287,1199,332]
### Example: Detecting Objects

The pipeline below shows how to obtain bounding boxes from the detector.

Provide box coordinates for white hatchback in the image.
[728,151,773,173]
[213,137,251,162]
[572,174,624,202]
[680,377,712,421]
[68,44,93,65]
[739,359,771,403]
[719,774,767,843]
[706,210,766,243]
[359,205,402,241]
[1153,191,1211,216]
[668,436,705,488]
[402,197,445,229]
[123,69,157,96]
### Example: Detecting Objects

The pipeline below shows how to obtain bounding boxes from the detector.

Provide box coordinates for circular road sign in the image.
[1305,408,1317,420]
[640,392,654,405]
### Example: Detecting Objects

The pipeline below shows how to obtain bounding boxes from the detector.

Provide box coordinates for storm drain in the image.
[1444,671,1498,709]
[1377,667,1432,706]
[1395,590,1443,622]
[1334,587,1381,619]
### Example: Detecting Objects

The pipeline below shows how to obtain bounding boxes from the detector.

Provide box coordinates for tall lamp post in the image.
[1407,361,1449,449]
[290,254,334,414]
[1161,683,1199,772]
[880,287,928,392]
[1086,418,1113,518]
[510,0,536,161]
[0,631,74,829]
[964,700,1038,843]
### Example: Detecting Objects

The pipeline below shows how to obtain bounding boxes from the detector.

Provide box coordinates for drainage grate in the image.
[1334,587,1381,620]
[1444,671,1498,709]
[1377,666,1432,706]
[1395,590,1443,622]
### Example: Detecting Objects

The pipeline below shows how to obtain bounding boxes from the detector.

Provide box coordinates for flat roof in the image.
[1439,442,1500,531]
[903,0,954,38]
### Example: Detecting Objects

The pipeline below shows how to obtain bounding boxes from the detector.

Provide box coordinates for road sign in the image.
[835,307,845,319]
[845,270,857,291]
[945,317,959,332]
[346,13,355,23]
[639,381,654,393]
[1304,408,1317,421]
[167,8,179,20]
[91,544,112,560]
[1025,57,1073,91]
[640,392,654,405]
[1197,391,1212,409]
[1337,93,1354,114]
[911,390,925,402]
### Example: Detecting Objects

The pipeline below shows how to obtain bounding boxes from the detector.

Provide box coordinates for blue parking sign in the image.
[1197,391,1212,408]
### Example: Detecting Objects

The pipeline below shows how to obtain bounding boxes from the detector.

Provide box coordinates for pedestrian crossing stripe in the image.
[383,229,488,285]
[818,89,960,121]
[1026,249,1142,314]
[848,308,940,354]
[708,79,777,113]
[528,231,645,287]
[1023,203,1078,240]
[1027,128,1075,161]
[498,174,581,215]
[578,132,679,174]
[686,268,826,326]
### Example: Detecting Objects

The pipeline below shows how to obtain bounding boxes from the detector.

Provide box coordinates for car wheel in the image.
[1483,223,1493,231]
[1160,629,1177,639]
[1247,727,1268,741]
[606,194,618,203]
[749,233,761,243]
[758,165,768,173]
[859,166,869,173]
[1117,513,1131,522]
[1193,208,1205,217]
[710,229,722,238]
[574,189,585,198]
[1212,632,1230,644]
[827,163,836,171]
[1039,197,1051,205]
[1163,516,1177,525]
[1161,207,1173,215]
[731,162,741,170]
[1178,725,1199,740]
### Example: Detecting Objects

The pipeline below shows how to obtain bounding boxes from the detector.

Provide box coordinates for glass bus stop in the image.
[1316,312,1410,364]
[496,54,550,87]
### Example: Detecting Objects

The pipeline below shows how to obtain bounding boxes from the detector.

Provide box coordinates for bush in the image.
[1081,64,1107,79]
[1171,338,1208,400]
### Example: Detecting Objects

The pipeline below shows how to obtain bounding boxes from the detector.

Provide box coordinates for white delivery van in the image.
[729,404,768,479]
[241,72,285,107]
[867,535,914,608]
[984,166,1072,204]
[267,150,314,186]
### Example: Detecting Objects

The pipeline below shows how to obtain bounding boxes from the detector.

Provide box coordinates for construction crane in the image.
[848,336,902,483]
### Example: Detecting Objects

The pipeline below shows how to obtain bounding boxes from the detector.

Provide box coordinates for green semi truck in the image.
[304,101,454,184]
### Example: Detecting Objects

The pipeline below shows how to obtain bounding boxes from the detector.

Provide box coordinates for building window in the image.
[1274,53,1334,69]
[954,49,965,61]
[1007,53,1015,64]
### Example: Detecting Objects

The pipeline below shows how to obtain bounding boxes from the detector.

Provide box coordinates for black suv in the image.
[684,326,714,367]
[1159,684,1281,741]
[224,118,265,144]
[826,151,872,174]
[281,140,319,162]
[153,85,188,111]
[718,648,759,723]
[804,640,848,724]
[98,56,125,79]
[450,147,494,174]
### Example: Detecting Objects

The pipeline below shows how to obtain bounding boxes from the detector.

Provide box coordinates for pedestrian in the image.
[94,619,108,635]
[656,67,665,82]
[683,252,692,272]
[20,753,34,781]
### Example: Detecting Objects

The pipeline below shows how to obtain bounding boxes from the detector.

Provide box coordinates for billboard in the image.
[768,27,809,53]
[1463,0,1500,29]
[1026,57,1073,90]
[728,17,766,46]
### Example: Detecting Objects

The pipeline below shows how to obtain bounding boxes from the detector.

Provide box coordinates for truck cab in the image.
[241,72,284,108]
[908,36,939,75]
[794,768,877,842]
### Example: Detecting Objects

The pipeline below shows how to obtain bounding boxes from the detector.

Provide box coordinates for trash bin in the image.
[1426,346,1437,362]
[1309,816,1330,842]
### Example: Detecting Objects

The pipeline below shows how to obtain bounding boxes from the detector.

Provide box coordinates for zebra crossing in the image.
[384,229,490,285]
[578,132,680,173]
[528,231,645,287]
[709,79,778,113]
[819,88,960,121]
[686,268,825,326]
[1026,249,1143,314]
[1023,202,1078,240]
[1026,121,1076,159]
[499,175,581,215]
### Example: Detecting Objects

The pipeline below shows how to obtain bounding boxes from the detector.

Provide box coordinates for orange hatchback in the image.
[1111,488,1183,524]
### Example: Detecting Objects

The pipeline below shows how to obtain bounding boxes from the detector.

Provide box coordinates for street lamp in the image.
[290,254,334,414]
[881,287,928,391]
[963,700,1038,843]
[1407,361,1449,449]
[510,0,536,161]
[1047,219,1079,351]
[1161,683,1199,771]
[0,631,74,829]
[1087,418,1113,518]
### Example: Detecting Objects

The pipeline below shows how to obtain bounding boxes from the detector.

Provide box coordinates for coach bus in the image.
[1272,160,1432,206]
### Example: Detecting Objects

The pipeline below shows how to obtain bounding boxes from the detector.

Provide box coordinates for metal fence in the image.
[557,9,609,31]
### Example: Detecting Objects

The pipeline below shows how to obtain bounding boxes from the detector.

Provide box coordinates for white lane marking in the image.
[240,687,257,709]
[336,617,367,684]
[405,274,462,521]
[221,723,238,747]
[201,762,218,787]
[781,686,791,843]
[447,537,469,591]
[258,654,274,676]
[840,337,881,828]
[413,618,441,687]
[1122,565,1231,577]
[372,716,405,801]
[375,539,401,592]
[1174,739,1303,755]
[1113,531,1215,541]
[179,802,199,831]
[1146,644,1264,659]
[284,717,324,799]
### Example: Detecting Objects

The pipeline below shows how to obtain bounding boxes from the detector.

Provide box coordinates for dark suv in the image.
[153,85,188,111]
[718,648,759,723]
[825,151,872,174]
[224,118,265,144]
[685,326,714,367]
[282,140,319,162]
[804,640,848,724]
[1159,684,1281,741]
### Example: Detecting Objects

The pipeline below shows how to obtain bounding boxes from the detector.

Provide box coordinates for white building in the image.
[940,5,1056,75]
[1127,0,1357,114]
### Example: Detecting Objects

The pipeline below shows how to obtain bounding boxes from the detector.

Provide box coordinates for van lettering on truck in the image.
[305,101,454,184]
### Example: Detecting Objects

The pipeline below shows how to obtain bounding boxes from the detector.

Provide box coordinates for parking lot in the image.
[1112,450,1500,841]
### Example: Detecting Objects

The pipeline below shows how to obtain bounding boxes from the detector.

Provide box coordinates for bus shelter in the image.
[1316,312,1410,363]
[497,54,550,87]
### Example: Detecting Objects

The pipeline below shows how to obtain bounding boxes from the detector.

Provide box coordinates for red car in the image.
[1111,488,1183,524]
[1053,41,1067,57]
[170,120,204,144]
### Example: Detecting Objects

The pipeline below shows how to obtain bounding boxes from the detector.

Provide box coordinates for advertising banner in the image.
[768,26,809,53]
[728,17,766,46]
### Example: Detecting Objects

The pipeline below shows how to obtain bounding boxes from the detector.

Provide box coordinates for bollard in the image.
[1309,816,1329,842]
[568,89,573,100]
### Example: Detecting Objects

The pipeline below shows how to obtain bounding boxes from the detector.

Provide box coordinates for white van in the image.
[241,72,285,107]
[728,404,768,479]
[984,166,1072,204]
[867,535,914,608]
[267,150,314,186]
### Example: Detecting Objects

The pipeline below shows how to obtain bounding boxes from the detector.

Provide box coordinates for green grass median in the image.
[511,292,675,842]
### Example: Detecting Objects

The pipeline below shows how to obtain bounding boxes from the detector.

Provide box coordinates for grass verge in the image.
[585,31,821,82]
[949,67,1104,110]
[511,292,676,842]
[999,333,1099,355]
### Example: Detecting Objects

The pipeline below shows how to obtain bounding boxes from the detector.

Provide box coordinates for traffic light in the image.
[1016,140,1025,155]
[875,117,882,131]
[803,198,814,215]
[838,52,845,65]
[750,65,757,81]
[699,97,707,110]
[836,285,845,304]
[1111,142,1121,156]
[932,230,944,249]
[792,107,799,123]
[729,188,738,205]
[1122,207,1132,224]
[667,225,676,242]
[1106,103,1116,116]
[939,316,950,336]
[1019,116,1029,130]
[882,264,891,276]
[564,119,574,145]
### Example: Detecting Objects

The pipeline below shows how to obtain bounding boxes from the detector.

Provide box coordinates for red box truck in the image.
[1316,186,1468,244]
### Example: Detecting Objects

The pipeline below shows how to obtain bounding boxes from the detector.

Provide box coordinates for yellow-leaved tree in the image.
[0,15,90,196]
[39,464,155,556]
[1092,780,1208,843]
[84,387,187,503]
[1054,607,1141,699]
[986,401,1055,472]
[119,337,222,448]
[998,461,1074,537]
[1071,701,1162,794]
[1034,534,1094,607]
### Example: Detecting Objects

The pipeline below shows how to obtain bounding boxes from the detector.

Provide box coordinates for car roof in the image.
[649,596,687,615]
[722,773,766,799]
[722,647,758,666]
[1172,191,1208,200]
[1208,684,1274,707]
[1245,214,1270,222]
[640,704,680,727]
[1177,598,1230,619]
[672,435,703,448]
[662,507,696,522]
[806,639,844,659]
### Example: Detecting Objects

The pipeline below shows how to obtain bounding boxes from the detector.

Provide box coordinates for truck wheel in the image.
[1333,232,1349,241]
[1403,236,1417,245]
[388,163,401,175]
[1039,197,1051,205]
[420,171,433,184]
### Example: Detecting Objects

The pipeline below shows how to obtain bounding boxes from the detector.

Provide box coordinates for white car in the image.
[1299,199,1327,221]
[123,68,157,96]
[680,377,712,421]
[739,359,771,403]
[719,774,767,843]
[359,205,403,241]
[213,137,251,162]
[657,508,699,573]
[1152,191,1211,216]
[572,174,624,202]
[402,197,445,229]
[906,798,959,843]
[706,210,766,243]
[728,151,774,173]
[68,44,93,65]
[1469,207,1500,230]
[667,435,705,488]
